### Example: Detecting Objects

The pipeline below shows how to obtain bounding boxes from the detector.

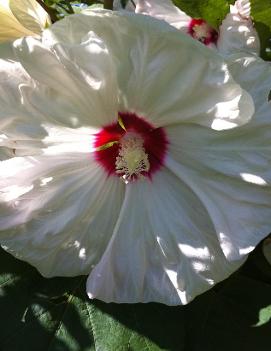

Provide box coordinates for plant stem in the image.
[64,1,74,14]
[104,0,113,10]
[57,1,74,14]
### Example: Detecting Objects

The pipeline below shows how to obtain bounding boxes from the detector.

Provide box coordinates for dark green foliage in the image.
[250,0,271,60]
[173,0,233,28]
[0,242,270,351]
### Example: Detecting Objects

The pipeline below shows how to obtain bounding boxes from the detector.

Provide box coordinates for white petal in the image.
[227,53,271,109]
[87,170,243,305]
[135,0,191,31]
[47,10,253,130]
[218,0,260,56]
[0,30,119,156]
[0,57,92,155]
[165,54,271,261]
[235,0,251,18]
[13,35,118,127]
[123,38,254,129]
[165,106,271,261]
[58,11,255,129]
[0,57,48,150]
[0,154,124,277]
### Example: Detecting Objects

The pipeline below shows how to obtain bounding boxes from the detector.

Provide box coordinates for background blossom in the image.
[0,0,51,42]
[134,0,260,53]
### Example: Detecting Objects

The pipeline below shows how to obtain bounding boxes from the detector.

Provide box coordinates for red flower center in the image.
[188,19,218,45]
[94,112,168,182]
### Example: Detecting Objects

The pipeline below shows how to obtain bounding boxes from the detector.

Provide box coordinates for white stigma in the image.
[115,133,150,183]
[193,23,210,40]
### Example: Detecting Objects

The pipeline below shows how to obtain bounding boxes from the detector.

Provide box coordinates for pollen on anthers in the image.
[94,112,168,183]
[115,133,150,183]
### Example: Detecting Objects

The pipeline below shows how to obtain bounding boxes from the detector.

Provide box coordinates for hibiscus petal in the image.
[218,0,260,55]
[86,169,243,305]
[13,35,118,126]
[0,57,48,149]
[0,154,124,277]
[166,52,271,261]
[135,0,191,31]
[165,99,271,261]
[227,53,271,109]
[48,10,254,130]
[0,57,92,155]
[0,35,119,152]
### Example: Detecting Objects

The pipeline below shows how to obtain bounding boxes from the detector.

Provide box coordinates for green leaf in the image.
[173,0,233,28]
[187,276,271,351]
[0,248,187,351]
[1,243,271,350]
[255,305,271,327]
[251,0,271,61]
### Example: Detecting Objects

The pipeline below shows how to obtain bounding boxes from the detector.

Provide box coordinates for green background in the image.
[0,243,271,350]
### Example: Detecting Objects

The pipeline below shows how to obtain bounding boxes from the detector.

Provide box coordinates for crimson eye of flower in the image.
[188,19,218,45]
[94,112,168,182]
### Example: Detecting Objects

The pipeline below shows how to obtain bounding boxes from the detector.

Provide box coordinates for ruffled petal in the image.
[0,153,124,277]
[135,0,191,31]
[0,20,120,155]
[49,10,253,130]
[165,98,271,262]
[87,169,243,305]
[13,35,119,127]
[227,53,271,109]
[163,54,271,263]
[218,0,260,55]
[0,58,91,158]
[0,57,47,151]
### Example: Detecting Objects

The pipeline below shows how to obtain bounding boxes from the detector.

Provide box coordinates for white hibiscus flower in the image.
[0,0,51,43]
[0,10,270,305]
[135,0,260,53]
